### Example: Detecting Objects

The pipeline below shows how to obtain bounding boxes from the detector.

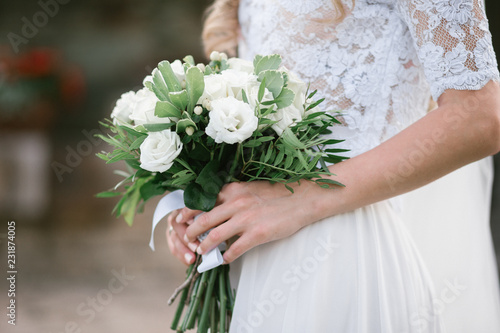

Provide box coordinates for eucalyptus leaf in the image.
[185,66,205,113]
[275,88,295,109]
[177,118,197,133]
[183,55,195,66]
[158,61,183,92]
[152,68,170,99]
[258,70,284,97]
[155,101,182,119]
[169,90,189,111]
[254,54,282,75]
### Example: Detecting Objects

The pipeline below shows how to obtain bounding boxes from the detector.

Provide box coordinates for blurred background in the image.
[0,1,499,332]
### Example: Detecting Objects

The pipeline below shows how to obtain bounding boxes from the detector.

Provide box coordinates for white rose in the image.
[129,88,169,126]
[269,104,304,135]
[111,91,135,125]
[206,96,258,144]
[227,58,254,74]
[139,129,182,172]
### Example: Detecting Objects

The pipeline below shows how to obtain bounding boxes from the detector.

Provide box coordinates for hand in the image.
[166,209,201,265]
[177,180,325,263]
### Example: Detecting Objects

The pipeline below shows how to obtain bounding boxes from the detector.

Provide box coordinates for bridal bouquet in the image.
[97,52,347,332]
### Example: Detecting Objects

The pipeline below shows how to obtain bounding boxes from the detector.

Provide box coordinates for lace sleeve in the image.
[397,0,500,101]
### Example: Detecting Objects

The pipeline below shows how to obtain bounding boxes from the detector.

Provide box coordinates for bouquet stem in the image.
[170,256,233,333]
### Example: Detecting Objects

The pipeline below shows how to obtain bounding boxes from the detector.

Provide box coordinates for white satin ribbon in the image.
[149,190,225,273]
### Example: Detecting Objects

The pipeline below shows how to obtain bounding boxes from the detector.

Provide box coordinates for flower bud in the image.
[196,63,206,72]
[181,80,187,89]
[220,52,228,61]
[194,106,203,115]
[210,51,221,61]
[185,126,195,136]
[202,98,212,110]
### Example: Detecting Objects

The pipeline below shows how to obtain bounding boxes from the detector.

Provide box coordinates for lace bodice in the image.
[238,0,499,157]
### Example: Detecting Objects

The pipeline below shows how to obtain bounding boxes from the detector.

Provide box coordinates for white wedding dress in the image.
[228,0,500,332]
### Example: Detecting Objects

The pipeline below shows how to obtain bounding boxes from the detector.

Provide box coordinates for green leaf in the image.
[282,128,307,149]
[241,89,249,104]
[196,160,224,194]
[243,139,262,148]
[96,191,122,198]
[125,159,141,169]
[258,136,275,143]
[155,101,182,119]
[177,118,197,133]
[107,151,136,164]
[140,181,165,201]
[254,54,282,75]
[258,70,284,97]
[275,88,295,109]
[315,178,345,187]
[184,183,217,212]
[275,149,285,165]
[185,66,205,113]
[183,55,195,66]
[152,68,169,95]
[158,61,183,92]
[258,79,266,103]
[129,136,147,150]
[142,123,175,132]
[118,125,145,138]
[305,98,325,111]
[169,90,189,111]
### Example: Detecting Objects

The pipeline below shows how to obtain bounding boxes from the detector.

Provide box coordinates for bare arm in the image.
[174,81,500,264]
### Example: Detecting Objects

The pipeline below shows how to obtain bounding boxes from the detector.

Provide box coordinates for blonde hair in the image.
[202,0,350,58]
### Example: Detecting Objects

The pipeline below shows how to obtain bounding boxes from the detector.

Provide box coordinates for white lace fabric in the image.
[238,0,499,157]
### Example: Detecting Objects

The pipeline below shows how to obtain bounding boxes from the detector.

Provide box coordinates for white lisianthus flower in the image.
[281,66,308,108]
[170,59,186,83]
[129,88,169,126]
[227,58,254,74]
[221,69,257,99]
[245,80,273,110]
[206,97,258,144]
[269,104,304,135]
[111,91,136,125]
[139,129,183,172]
[198,70,257,106]
[198,74,230,105]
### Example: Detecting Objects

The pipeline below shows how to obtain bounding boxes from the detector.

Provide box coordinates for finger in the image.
[195,214,247,256]
[184,202,241,243]
[176,207,204,224]
[221,232,266,263]
[167,228,196,265]
[171,220,200,252]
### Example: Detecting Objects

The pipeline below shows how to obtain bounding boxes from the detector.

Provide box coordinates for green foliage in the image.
[97,54,349,225]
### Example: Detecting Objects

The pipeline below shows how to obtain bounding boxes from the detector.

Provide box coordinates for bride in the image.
[167,0,500,331]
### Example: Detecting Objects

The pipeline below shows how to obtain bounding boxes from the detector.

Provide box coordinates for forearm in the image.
[309,81,500,221]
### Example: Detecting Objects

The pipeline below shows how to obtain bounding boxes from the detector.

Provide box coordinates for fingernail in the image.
[184,253,194,264]
[187,242,197,252]
[184,234,189,243]
[175,213,183,223]
[196,247,204,255]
